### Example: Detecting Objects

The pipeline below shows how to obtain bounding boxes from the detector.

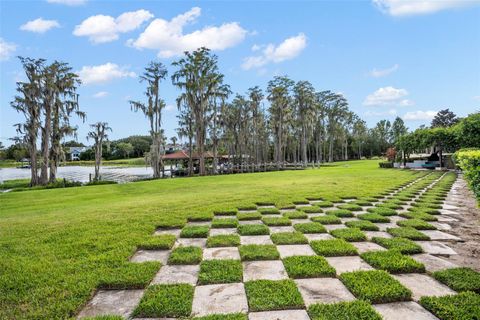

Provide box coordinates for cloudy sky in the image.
[1,0,479,145]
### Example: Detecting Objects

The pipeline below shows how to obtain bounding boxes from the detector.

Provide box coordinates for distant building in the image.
[69,147,87,161]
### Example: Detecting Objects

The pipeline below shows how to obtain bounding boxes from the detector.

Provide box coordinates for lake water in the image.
[0,166,164,183]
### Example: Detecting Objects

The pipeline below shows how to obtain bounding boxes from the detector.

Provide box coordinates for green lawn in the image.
[0,160,419,319]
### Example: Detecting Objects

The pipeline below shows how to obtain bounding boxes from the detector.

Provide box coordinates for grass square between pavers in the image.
[432,267,480,293]
[399,211,437,221]
[271,232,308,245]
[326,209,355,218]
[157,220,186,229]
[387,227,430,240]
[188,212,214,222]
[283,211,308,219]
[366,207,397,216]
[397,219,436,230]
[311,215,341,224]
[212,218,239,228]
[300,207,324,214]
[238,205,257,211]
[371,237,423,254]
[180,225,210,238]
[213,210,238,216]
[345,220,379,231]
[168,246,203,265]
[358,213,390,223]
[283,255,336,278]
[376,203,402,210]
[198,259,243,285]
[337,204,363,211]
[133,284,194,318]
[420,291,480,320]
[360,250,425,273]
[98,261,160,289]
[138,234,176,250]
[239,244,280,261]
[262,217,291,226]
[330,228,367,242]
[308,300,382,320]
[316,201,334,208]
[237,212,262,221]
[310,239,358,257]
[353,200,374,206]
[244,279,304,311]
[259,208,280,215]
[340,270,411,304]
[237,224,269,235]
[207,235,240,248]
[294,222,327,234]
[192,313,248,320]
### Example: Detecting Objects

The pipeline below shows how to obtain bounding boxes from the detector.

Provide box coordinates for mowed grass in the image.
[0,160,419,319]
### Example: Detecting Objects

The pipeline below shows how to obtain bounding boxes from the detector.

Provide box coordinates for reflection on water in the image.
[0,166,162,183]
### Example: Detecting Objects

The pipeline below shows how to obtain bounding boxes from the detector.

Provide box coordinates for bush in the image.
[283,256,336,278]
[360,250,425,273]
[133,284,194,318]
[340,270,411,304]
[206,235,240,247]
[345,220,379,231]
[244,279,304,311]
[308,300,382,320]
[420,291,480,320]
[311,215,342,224]
[198,260,243,285]
[294,222,327,234]
[310,239,358,256]
[271,232,308,245]
[372,237,423,254]
[237,224,269,236]
[387,227,430,240]
[330,228,367,242]
[379,161,394,168]
[454,149,480,200]
[432,268,480,293]
[239,244,280,261]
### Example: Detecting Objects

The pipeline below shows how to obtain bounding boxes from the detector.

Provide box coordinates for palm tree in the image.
[129,61,168,178]
[87,122,111,181]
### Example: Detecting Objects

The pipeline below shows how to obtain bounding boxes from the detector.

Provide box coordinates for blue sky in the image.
[1,0,479,146]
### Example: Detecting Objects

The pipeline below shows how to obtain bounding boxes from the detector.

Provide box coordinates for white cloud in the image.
[368,64,399,77]
[165,104,175,112]
[473,95,480,101]
[0,38,17,61]
[242,33,307,70]
[20,18,60,33]
[74,9,153,44]
[363,86,411,106]
[78,63,136,85]
[93,91,108,98]
[46,0,87,6]
[365,109,398,117]
[129,7,247,58]
[403,110,437,120]
[373,0,478,16]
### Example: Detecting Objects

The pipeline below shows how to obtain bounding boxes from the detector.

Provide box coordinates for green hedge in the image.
[454,149,480,201]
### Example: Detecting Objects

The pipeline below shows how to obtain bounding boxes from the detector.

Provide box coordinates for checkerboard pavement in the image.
[77,172,475,320]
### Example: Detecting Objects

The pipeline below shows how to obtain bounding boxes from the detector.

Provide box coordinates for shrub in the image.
[206,235,240,247]
[325,209,354,218]
[237,224,269,236]
[387,227,430,240]
[237,212,262,221]
[337,204,363,211]
[180,225,210,238]
[366,207,397,216]
[239,244,280,261]
[308,300,382,320]
[454,149,480,200]
[360,250,425,273]
[372,237,423,254]
[271,232,308,245]
[244,279,304,311]
[138,235,176,250]
[198,259,243,285]
[345,220,379,231]
[294,222,327,234]
[259,208,280,215]
[168,246,203,265]
[311,215,342,224]
[432,268,480,293]
[420,291,480,320]
[357,213,390,223]
[379,161,394,168]
[262,217,291,226]
[133,284,194,317]
[283,211,308,219]
[310,239,358,256]
[211,218,238,228]
[98,262,160,289]
[340,270,411,304]
[283,255,336,278]
[330,228,366,242]
[397,218,436,230]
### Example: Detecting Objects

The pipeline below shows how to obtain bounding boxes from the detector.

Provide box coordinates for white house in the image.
[69,147,87,161]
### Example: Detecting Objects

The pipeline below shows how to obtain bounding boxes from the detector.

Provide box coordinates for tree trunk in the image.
[29,137,39,186]
[328,136,334,162]
[40,104,52,185]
